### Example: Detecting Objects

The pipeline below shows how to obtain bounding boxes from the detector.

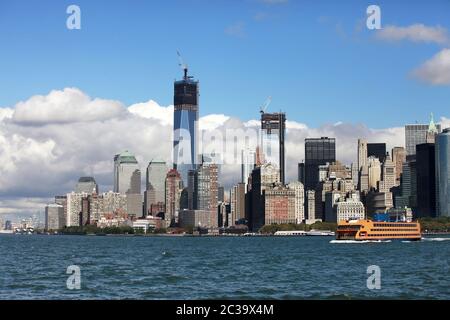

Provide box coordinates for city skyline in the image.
[1,1,450,220]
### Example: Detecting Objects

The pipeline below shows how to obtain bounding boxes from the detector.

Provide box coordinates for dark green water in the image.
[0,234,449,299]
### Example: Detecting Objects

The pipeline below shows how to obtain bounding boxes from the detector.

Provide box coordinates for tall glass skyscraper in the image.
[173,67,199,185]
[436,128,450,217]
[304,137,336,191]
[405,116,441,156]
[113,151,141,194]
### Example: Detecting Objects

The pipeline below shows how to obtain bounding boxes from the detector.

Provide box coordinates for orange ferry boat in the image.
[336,219,421,241]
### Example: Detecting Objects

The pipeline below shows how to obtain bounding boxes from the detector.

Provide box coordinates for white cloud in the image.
[225,22,246,38]
[0,88,437,220]
[376,24,450,45]
[12,88,126,125]
[412,48,450,85]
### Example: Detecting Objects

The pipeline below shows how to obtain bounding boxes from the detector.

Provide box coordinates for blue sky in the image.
[0,0,449,128]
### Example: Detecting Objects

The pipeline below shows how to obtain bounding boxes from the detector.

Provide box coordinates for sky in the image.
[0,0,450,220]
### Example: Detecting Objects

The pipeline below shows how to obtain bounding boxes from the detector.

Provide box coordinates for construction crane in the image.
[260,96,272,114]
[177,50,188,79]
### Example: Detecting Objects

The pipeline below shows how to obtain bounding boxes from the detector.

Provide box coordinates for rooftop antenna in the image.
[259,96,272,115]
[177,50,188,80]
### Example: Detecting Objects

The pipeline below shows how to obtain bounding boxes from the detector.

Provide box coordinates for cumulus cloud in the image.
[0,88,434,219]
[12,88,126,125]
[412,48,450,85]
[376,24,450,45]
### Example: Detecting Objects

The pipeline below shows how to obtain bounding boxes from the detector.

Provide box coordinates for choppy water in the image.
[0,234,449,299]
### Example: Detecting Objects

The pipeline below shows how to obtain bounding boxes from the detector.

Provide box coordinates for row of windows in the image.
[373,223,417,228]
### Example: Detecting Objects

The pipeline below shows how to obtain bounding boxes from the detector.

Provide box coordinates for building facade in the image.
[304,137,336,191]
[261,112,286,184]
[436,129,450,217]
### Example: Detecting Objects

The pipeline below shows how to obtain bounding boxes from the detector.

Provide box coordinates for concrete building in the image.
[114,151,141,194]
[179,209,218,229]
[144,160,167,216]
[405,116,441,156]
[45,204,65,230]
[334,198,365,222]
[230,183,246,226]
[379,153,396,193]
[264,184,296,225]
[368,156,381,190]
[306,190,316,221]
[289,181,305,223]
[392,147,406,184]
[436,128,450,217]
[165,169,183,227]
[366,191,393,215]
[75,177,98,194]
[66,192,87,227]
[357,139,368,170]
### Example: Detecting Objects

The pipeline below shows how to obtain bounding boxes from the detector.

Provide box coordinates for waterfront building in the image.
[436,128,450,217]
[45,204,65,230]
[366,191,393,215]
[261,112,286,184]
[66,192,87,227]
[101,191,127,215]
[334,198,365,222]
[304,137,336,191]
[75,177,98,194]
[165,169,183,227]
[179,209,218,229]
[264,184,296,225]
[173,64,199,184]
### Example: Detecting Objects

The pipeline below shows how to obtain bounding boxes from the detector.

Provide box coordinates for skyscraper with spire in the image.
[405,113,441,157]
[173,55,199,185]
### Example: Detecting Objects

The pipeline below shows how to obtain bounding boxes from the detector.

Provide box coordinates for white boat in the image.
[274,230,307,236]
[306,230,335,236]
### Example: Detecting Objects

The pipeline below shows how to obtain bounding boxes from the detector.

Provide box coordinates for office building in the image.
[392,147,406,184]
[114,151,141,194]
[75,177,98,194]
[179,209,218,229]
[436,128,450,217]
[45,204,65,230]
[367,143,387,163]
[379,153,396,193]
[304,137,336,191]
[405,116,441,156]
[298,162,305,184]
[261,112,286,184]
[165,169,183,226]
[264,185,296,225]
[230,183,246,226]
[144,160,167,216]
[173,65,199,184]
[416,143,436,217]
[289,181,305,223]
[334,198,365,222]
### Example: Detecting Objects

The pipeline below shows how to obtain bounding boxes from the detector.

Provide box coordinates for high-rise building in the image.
[66,192,86,227]
[241,148,256,188]
[368,156,381,190]
[289,181,305,223]
[436,128,450,217]
[264,185,296,225]
[196,163,219,213]
[306,190,316,221]
[367,143,387,163]
[392,147,406,184]
[114,151,141,194]
[304,137,336,191]
[416,143,436,217]
[261,112,286,184]
[379,153,396,193]
[45,204,65,230]
[165,169,183,226]
[248,163,279,231]
[75,177,98,194]
[173,65,199,184]
[144,160,167,215]
[405,116,441,156]
[357,139,368,170]
[230,183,246,225]
[298,162,305,184]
